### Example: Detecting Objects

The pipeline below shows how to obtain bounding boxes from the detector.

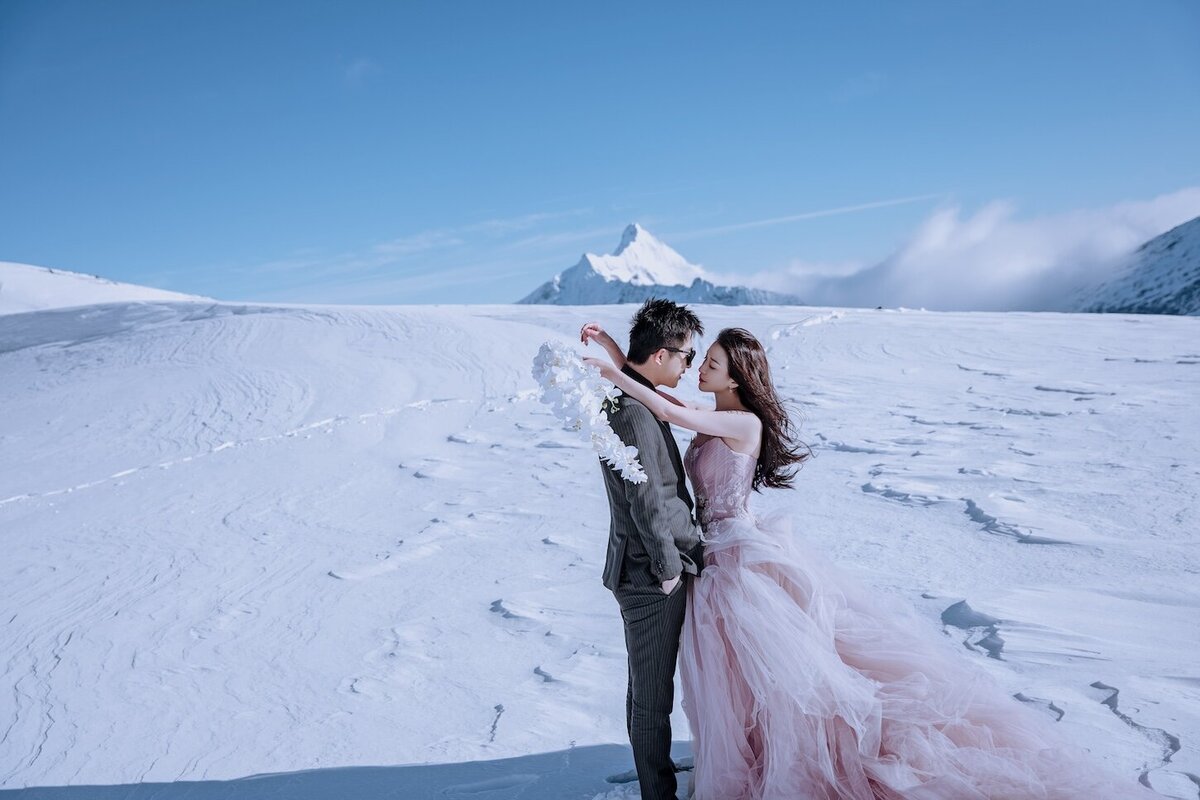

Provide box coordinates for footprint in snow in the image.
[328,542,441,579]
[412,461,463,479]
[328,560,399,581]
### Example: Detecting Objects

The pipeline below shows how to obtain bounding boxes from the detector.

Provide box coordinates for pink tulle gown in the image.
[679,435,1155,800]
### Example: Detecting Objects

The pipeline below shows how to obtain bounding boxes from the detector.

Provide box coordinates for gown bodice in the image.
[684,436,756,529]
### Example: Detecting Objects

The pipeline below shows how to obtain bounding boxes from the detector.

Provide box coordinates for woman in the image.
[582,322,1154,800]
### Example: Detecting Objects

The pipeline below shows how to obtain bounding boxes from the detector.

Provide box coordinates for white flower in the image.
[531,341,647,484]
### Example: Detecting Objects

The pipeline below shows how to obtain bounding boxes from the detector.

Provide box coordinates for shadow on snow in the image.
[0,743,696,800]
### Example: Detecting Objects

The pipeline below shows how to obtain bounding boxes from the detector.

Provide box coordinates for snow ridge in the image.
[0,261,204,316]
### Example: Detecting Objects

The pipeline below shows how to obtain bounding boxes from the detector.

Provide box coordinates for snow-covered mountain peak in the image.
[586,223,703,287]
[614,223,645,254]
[519,225,803,306]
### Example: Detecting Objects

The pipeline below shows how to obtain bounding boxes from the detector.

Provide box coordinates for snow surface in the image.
[519,225,802,305]
[1,300,1198,799]
[0,261,204,316]
[1077,216,1200,315]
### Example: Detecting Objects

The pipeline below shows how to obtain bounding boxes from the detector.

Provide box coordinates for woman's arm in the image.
[585,357,760,441]
[580,324,704,410]
[580,322,626,370]
[656,389,707,410]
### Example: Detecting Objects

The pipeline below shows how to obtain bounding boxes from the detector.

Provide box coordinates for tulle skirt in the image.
[679,512,1152,800]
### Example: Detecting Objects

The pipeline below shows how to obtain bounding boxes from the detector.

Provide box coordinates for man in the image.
[598,298,705,800]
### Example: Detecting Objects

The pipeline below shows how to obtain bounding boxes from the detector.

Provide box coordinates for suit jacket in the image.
[600,365,704,591]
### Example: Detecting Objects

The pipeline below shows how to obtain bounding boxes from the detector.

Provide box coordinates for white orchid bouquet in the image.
[531,341,647,484]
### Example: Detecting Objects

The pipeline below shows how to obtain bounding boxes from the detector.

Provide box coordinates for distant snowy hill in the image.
[1075,216,1200,315]
[0,261,203,315]
[519,224,803,305]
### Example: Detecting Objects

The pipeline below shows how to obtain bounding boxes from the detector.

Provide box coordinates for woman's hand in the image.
[580,322,627,369]
[583,356,618,383]
[580,321,605,345]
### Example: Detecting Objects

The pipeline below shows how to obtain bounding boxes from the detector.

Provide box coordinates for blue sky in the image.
[2,1,1198,305]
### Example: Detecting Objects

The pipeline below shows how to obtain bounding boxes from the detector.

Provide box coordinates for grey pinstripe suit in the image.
[600,365,704,800]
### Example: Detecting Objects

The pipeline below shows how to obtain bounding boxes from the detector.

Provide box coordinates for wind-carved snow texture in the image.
[0,298,1197,797]
[1088,681,1191,793]
[1013,692,1066,722]
[488,704,505,744]
[941,600,1006,660]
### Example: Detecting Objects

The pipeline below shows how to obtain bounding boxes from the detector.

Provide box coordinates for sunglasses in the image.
[662,346,696,367]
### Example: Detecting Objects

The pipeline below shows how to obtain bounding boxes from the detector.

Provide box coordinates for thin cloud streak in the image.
[673,193,947,240]
[229,208,594,284]
[460,208,592,234]
[260,259,552,304]
[503,225,625,253]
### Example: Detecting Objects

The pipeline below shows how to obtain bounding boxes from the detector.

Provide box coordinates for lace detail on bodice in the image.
[684,436,756,530]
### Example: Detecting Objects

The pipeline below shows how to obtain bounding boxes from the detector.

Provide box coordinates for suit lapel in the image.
[619,365,694,511]
[656,416,693,511]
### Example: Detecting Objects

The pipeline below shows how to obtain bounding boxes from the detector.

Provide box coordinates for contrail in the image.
[673,193,947,240]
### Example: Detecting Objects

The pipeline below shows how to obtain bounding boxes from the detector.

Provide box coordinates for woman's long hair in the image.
[716,327,811,490]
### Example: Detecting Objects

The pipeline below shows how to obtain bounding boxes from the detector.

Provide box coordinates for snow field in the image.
[0,301,1197,798]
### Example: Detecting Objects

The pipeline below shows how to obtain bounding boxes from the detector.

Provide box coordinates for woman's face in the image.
[697,343,733,394]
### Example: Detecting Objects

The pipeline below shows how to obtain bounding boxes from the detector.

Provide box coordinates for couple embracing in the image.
[582,299,1153,800]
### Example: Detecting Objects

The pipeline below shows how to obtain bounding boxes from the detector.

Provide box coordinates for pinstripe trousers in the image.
[614,574,689,800]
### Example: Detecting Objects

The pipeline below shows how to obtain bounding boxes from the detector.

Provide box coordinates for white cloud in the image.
[768,186,1200,311]
[707,258,867,296]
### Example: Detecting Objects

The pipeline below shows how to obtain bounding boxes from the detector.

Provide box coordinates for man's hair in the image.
[626,298,704,364]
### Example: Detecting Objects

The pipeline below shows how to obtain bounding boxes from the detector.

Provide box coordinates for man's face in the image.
[658,333,694,389]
